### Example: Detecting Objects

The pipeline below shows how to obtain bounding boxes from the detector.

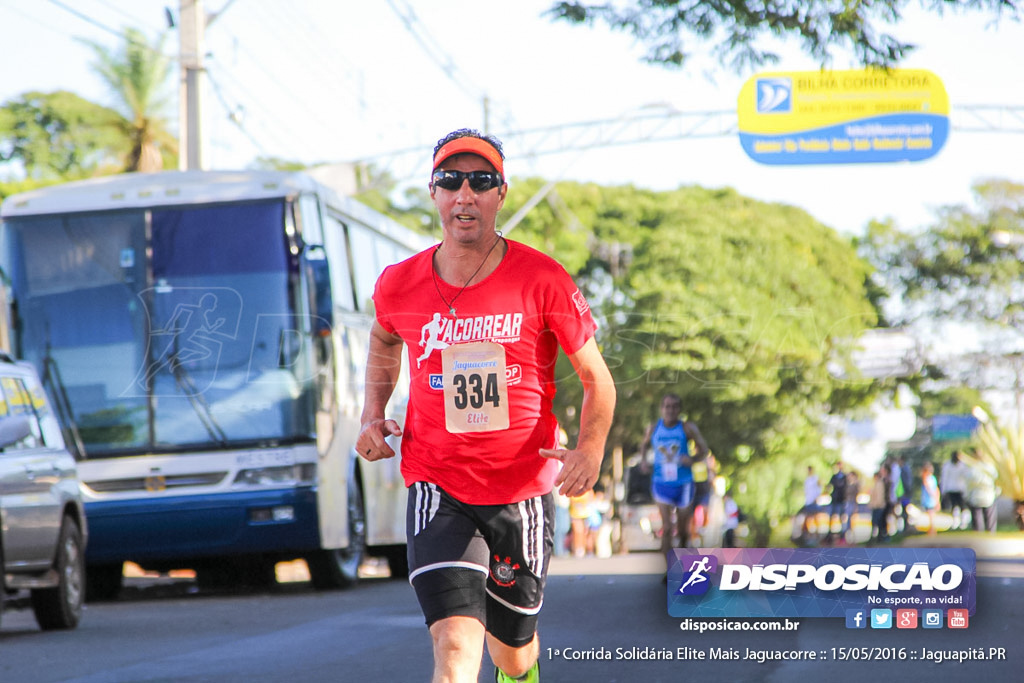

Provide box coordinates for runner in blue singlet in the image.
[638,393,710,555]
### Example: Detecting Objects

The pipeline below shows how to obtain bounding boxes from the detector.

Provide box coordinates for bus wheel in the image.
[240,557,278,588]
[195,561,237,591]
[308,479,365,590]
[32,517,85,629]
[85,562,124,602]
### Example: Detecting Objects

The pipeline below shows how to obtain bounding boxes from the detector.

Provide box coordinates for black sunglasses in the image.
[431,169,503,193]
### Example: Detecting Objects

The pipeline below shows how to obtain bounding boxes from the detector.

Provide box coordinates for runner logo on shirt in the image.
[417,312,449,368]
[416,310,523,368]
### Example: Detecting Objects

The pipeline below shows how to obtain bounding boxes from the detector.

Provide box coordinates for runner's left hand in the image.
[540,448,600,497]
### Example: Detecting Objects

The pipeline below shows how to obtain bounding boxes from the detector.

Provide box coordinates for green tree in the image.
[81,27,177,172]
[352,163,435,235]
[503,181,881,543]
[547,0,1021,72]
[859,180,1024,531]
[252,156,308,172]
[857,180,1024,410]
[0,90,124,182]
[917,386,990,419]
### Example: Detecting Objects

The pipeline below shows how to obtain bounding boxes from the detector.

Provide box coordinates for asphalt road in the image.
[1,554,1022,682]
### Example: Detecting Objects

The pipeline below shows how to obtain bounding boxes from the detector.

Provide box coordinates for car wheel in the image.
[307,477,365,590]
[31,517,84,630]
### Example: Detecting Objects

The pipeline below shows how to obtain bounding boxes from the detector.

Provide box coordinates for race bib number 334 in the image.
[441,341,509,433]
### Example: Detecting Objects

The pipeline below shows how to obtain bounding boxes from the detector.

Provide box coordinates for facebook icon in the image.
[845,609,867,629]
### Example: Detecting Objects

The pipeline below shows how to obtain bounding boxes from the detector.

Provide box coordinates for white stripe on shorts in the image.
[413,482,440,536]
[409,560,488,584]
[486,587,544,616]
[517,496,545,575]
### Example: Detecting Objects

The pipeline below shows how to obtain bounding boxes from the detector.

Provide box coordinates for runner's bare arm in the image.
[357,320,404,461]
[540,337,616,497]
[684,421,710,461]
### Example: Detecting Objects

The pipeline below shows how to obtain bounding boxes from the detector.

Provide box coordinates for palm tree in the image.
[81,27,178,172]
[970,410,1024,530]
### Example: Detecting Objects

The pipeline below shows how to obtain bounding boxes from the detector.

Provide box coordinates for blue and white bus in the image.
[0,170,431,597]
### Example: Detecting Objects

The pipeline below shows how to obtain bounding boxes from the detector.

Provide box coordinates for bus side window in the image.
[322,214,356,311]
[305,246,333,336]
[348,223,380,313]
[296,194,324,246]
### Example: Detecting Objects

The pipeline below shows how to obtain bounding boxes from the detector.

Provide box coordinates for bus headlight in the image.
[233,463,316,487]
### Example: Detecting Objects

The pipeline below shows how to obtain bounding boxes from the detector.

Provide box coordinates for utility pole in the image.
[179,0,206,170]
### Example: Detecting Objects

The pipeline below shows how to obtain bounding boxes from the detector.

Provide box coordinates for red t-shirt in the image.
[373,239,597,504]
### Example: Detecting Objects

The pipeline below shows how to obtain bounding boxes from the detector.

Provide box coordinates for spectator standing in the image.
[897,456,913,533]
[722,492,741,548]
[887,457,903,533]
[940,450,969,530]
[844,471,860,536]
[569,490,596,557]
[868,467,890,543]
[921,462,940,535]
[965,456,1000,532]
[552,490,571,557]
[691,452,716,538]
[796,466,822,543]
[591,488,613,558]
[826,462,849,544]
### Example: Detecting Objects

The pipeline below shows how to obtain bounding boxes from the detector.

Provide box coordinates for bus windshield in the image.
[5,199,314,456]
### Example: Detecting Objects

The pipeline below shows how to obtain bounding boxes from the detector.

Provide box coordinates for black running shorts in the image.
[406,481,554,647]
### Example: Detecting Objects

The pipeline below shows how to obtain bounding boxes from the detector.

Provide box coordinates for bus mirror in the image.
[0,416,31,450]
[304,248,334,336]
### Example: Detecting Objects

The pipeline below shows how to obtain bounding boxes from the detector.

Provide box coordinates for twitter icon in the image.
[870,609,892,629]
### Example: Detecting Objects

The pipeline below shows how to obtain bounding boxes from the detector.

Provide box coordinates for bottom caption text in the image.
[545,646,1008,664]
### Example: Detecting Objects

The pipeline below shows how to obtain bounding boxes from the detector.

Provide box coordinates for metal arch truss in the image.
[351,104,1024,183]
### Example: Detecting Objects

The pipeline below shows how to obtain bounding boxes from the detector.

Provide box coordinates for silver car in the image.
[0,354,87,630]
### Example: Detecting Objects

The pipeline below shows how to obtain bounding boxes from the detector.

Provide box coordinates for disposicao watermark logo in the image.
[668,548,976,619]
[676,555,718,595]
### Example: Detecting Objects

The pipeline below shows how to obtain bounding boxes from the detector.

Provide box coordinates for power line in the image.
[44,0,176,60]
[385,0,485,101]
[88,0,163,32]
[382,0,519,134]
[45,0,129,41]
[204,68,272,158]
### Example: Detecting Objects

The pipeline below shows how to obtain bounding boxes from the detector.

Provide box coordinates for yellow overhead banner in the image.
[737,68,949,165]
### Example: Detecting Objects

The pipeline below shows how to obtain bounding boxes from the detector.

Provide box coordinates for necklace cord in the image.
[431,232,503,316]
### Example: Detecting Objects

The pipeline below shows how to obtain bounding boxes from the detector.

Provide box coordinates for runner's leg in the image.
[430,616,486,682]
[488,633,539,679]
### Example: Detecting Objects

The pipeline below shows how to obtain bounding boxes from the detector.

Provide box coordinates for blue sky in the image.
[2,0,1023,235]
